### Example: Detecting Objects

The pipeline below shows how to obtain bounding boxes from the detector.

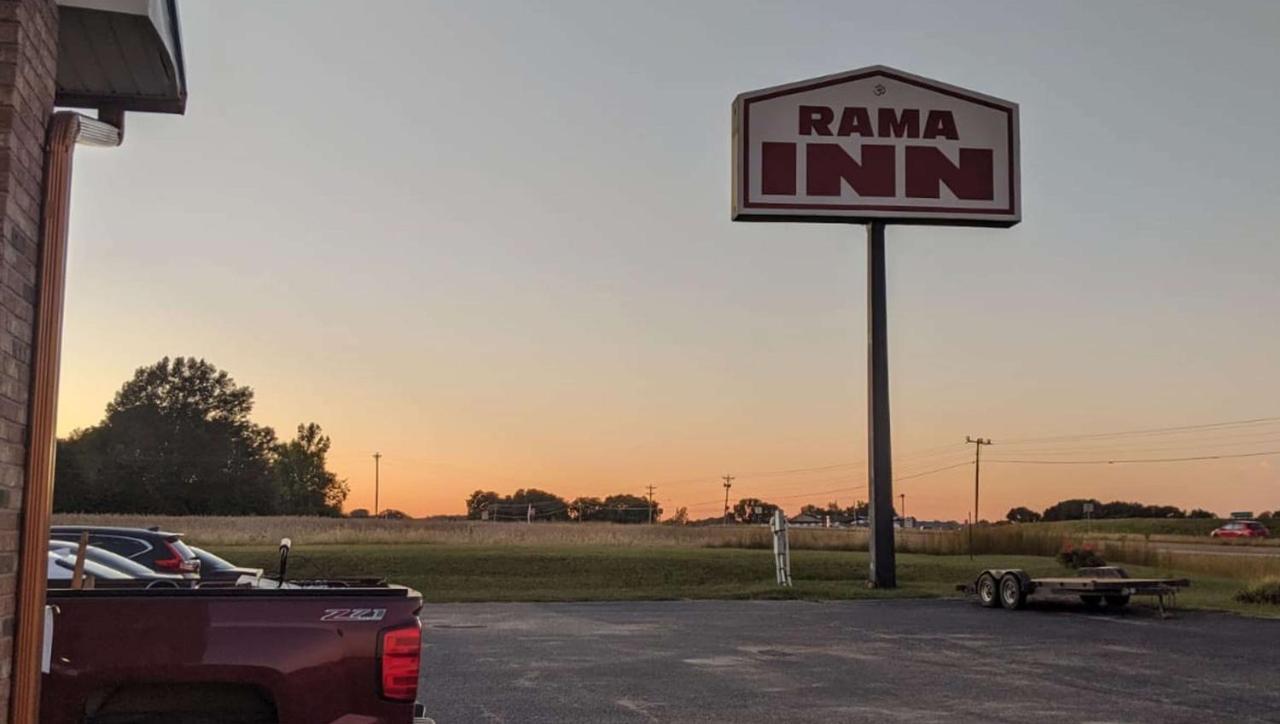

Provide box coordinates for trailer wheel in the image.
[999,574,1027,610]
[1080,595,1103,610]
[1105,594,1130,609]
[977,574,999,608]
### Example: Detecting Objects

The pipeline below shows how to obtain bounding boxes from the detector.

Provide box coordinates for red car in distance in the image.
[1210,520,1271,539]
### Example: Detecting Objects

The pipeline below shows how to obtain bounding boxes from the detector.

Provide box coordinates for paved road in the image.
[420,599,1280,723]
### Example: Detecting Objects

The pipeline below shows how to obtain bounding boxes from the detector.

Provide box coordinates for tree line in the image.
[464,491,899,526]
[1005,499,1217,523]
[55,357,349,516]
[465,489,667,524]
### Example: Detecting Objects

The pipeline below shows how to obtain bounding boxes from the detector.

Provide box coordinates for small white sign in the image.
[733,65,1020,226]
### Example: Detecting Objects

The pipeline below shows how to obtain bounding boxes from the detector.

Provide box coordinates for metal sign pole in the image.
[866,221,896,588]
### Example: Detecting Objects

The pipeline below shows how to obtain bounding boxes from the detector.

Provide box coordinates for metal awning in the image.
[54,0,186,114]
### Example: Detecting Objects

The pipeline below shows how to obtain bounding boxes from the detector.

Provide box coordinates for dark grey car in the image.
[50,525,202,580]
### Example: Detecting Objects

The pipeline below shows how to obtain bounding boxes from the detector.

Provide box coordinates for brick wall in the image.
[0,0,56,716]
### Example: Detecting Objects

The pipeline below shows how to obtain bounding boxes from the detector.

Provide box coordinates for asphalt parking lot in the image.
[420,599,1280,723]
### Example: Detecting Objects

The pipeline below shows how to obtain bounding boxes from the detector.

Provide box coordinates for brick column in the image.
[0,0,57,718]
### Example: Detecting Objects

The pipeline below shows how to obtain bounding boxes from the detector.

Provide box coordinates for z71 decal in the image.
[321,608,387,622]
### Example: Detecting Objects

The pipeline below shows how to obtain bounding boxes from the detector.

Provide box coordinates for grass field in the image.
[57,513,1274,548]
[1025,518,1229,537]
[211,544,1278,617]
[55,514,1280,612]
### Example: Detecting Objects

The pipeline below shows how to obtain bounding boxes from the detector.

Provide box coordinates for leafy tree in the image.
[665,507,689,525]
[55,358,279,515]
[466,490,502,519]
[848,502,870,520]
[348,508,370,518]
[570,496,605,521]
[1038,498,1200,522]
[602,493,659,524]
[1041,498,1102,522]
[1006,506,1042,523]
[378,508,411,520]
[510,488,570,521]
[733,498,778,524]
[1187,508,1217,519]
[273,423,348,516]
[108,357,257,424]
[468,488,570,521]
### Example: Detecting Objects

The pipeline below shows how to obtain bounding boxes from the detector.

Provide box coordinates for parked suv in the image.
[50,525,202,579]
[1209,520,1271,539]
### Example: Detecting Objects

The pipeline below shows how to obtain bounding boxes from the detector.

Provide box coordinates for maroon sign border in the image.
[737,68,1018,225]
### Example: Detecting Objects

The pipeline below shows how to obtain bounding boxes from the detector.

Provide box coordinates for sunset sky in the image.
[56,0,1280,521]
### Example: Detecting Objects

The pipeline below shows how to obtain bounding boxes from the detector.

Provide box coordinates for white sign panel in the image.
[733,65,1020,226]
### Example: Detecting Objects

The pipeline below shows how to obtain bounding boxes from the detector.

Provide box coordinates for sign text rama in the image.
[732,65,1020,226]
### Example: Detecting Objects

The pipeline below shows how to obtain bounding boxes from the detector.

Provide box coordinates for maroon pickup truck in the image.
[43,584,427,723]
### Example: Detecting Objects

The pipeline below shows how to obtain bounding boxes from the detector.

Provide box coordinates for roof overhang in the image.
[54,0,187,114]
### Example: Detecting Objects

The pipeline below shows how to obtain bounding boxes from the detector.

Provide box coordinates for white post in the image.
[771,509,792,587]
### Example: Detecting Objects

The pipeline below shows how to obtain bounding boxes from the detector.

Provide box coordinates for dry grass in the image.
[53,514,1280,583]
[51,514,838,548]
[1235,577,1280,606]
[54,513,968,551]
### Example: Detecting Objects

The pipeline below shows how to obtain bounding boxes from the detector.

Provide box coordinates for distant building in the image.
[787,512,824,527]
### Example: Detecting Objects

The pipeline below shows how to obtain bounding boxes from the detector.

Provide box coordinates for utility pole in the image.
[372,452,382,518]
[965,437,992,559]
[899,493,906,526]
[645,484,657,524]
[722,475,735,525]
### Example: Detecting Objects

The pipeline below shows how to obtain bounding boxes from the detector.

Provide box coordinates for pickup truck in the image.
[43,583,428,723]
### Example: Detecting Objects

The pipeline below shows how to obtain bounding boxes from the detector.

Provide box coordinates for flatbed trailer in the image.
[958,566,1190,616]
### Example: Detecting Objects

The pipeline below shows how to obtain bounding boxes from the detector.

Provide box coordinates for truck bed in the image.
[44,585,424,724]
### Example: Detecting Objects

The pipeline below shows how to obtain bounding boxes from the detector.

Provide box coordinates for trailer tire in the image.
[1105,594,1130,609]
[1080,595,1103,610]
[977,574,999,608]
[999,574,1027,610]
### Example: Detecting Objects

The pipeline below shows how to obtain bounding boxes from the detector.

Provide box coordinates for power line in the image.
[741,455,972,495]
[998,415,1280,445]
[987,449,1280,465]
[987,429,1280,457]
[642,442,972,490]
[737,461,862,477]
[895,460,973,482]
[727,461,973,505]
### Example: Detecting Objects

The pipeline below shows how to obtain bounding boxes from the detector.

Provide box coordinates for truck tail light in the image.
[155,541,200,573]
[380,624,421,702]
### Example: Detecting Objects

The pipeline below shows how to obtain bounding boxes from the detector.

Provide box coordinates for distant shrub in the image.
[1057,543,1105,569]
[1235,578,1280,605]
